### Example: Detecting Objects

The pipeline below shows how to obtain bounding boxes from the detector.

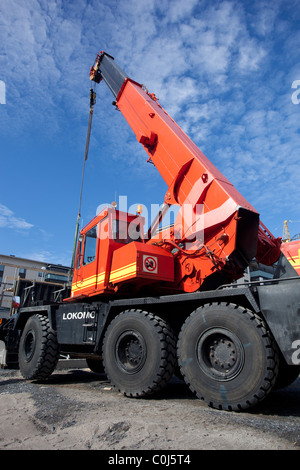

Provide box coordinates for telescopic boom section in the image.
[90,52,281,291]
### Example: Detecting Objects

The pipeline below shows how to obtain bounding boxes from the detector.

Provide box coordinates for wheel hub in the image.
[125,339,143,364]
[116,330,146,374]
[210,337,237,371]
[23,329,36,363]
[197,328,244,380]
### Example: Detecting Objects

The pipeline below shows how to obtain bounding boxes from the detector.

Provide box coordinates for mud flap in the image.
[258,277,300,365]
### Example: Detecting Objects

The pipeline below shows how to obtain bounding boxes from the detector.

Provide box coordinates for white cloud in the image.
[22,249,71,267]
[0,0,269,137]
[249,1,280,37]
[162,0,198,22]
[22,250,53,263]
[238,42,266,72]
[0,204,34,230]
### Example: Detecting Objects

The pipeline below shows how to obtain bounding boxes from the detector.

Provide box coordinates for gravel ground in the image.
[0,361,299,451]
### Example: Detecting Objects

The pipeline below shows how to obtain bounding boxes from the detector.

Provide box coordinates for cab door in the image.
[72,224,98,297]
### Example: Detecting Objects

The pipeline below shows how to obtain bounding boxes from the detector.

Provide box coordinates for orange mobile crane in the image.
[68,52,281,301]
[1,52,299,411]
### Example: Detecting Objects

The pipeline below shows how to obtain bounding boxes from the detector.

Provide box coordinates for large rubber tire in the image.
[19,314,59,380]
[102,310,176,397]
[177,303,279,411]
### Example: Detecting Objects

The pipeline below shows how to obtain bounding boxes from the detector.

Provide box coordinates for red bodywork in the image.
[68,52,282,301]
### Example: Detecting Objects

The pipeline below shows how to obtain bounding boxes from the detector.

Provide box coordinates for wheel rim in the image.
[196,327,245,381]
[23,329,36,363]
[115,330,146,374]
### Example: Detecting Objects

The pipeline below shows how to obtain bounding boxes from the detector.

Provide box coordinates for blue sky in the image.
[0,0,300,266]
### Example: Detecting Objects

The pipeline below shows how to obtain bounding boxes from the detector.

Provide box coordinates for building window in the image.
[19,268,26,279]
[44,273,68,283]
[0,265,4,283]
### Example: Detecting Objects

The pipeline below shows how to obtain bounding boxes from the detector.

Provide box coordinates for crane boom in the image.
[89,51,281,292]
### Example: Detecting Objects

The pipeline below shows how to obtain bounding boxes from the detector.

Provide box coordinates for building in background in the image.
[0,254,69,314]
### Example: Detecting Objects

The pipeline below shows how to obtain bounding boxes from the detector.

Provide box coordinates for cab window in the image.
[113,219,142,244]
[83,225,97,265]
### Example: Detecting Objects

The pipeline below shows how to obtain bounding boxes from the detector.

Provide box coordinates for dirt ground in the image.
[0,356,299,452]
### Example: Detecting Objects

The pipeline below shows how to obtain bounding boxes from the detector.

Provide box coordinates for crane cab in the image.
[67,207,174,301]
